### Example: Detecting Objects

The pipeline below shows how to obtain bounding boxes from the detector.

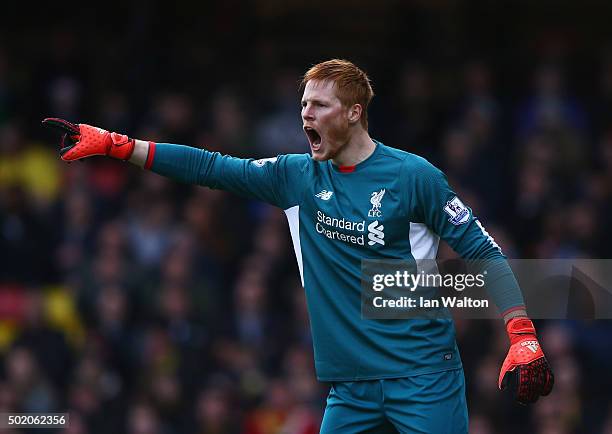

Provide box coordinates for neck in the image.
[332,128,376,167]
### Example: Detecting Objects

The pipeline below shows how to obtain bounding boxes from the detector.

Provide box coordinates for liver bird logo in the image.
[368,189,386,217]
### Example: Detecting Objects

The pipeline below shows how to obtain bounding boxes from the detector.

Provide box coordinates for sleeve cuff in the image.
[144,141,156,170]
[501,305,527,323]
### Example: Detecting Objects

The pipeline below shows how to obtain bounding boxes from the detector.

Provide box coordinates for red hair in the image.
[301,59,374,129]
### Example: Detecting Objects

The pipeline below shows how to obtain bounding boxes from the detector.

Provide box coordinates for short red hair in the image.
[301,59,374,129]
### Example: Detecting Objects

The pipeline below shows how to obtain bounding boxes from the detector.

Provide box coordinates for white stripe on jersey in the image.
[284,205,304,286]
[409,222,440,277]
[475,219,502,252]
[409,222,440,260]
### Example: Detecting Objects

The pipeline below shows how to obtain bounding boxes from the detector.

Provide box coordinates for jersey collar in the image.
[330,140,382,174]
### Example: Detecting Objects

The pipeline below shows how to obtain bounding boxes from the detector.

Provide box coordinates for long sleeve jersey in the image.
[150,140,524,381]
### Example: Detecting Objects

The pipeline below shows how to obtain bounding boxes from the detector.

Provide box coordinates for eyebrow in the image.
[301,97,328,104]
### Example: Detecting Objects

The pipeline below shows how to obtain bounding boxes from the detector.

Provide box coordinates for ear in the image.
[347,104,363,125]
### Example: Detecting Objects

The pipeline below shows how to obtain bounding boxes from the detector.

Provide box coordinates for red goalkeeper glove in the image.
[42,118,135,161]
[498,317,554,404]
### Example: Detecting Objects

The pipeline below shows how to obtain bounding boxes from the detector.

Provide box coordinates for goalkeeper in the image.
[44,59,553,433]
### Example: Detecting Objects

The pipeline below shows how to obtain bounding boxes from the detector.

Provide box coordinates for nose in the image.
[302,104,314,121]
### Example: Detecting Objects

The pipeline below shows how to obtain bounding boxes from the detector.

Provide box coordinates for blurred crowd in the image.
[2,2,612,434]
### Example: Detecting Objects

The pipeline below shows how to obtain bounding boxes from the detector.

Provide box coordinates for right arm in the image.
[42,119,309,210]
[135,141,310,209]
[141,140,309,209]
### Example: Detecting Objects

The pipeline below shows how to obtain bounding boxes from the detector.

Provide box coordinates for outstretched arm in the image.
[42,118,308,209]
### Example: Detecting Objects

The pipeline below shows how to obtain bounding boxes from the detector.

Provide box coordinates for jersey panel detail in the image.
[409,222,441,275]
[284,205,304,286]
[476,219,502,251]
[408,222,440,260]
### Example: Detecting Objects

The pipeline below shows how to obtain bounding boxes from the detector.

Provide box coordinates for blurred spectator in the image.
[55,188,96,278]
[516,63,588,138]
[199,89,255,157]
[152,93,197,144]
[5,346,57,413]
[11,290,74,391]
[127,402,163,434]
[194,381,240,434]
[46,76,83,122]
[243,378,318,434]
[127,196,174,268]
[256,69,309,155]
[392,61,436,154]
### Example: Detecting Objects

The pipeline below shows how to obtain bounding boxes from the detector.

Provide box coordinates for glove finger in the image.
[59,145,74,157]
[516,384,538,405]
[522,393,540,405]
[540,362,554,396]
[58,130,79,155]
[516,371,537,404]
[504,369,520,400]
[518,361,551,404]
[60,144,84,161]
[514,366,529,404]
[500,370,512,391]
[61,130,79,146]
[529,358,554,398]
[42,118,80,135]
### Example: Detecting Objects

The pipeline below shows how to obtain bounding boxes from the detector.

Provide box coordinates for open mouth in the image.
[304,126,322,150]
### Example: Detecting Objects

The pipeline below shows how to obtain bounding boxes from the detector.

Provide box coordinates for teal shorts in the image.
[320,368,468,434]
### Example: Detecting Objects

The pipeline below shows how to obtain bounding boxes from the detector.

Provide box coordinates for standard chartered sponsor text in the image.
[316,210,366,245]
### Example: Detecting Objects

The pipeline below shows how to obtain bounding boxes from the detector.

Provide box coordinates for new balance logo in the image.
[367,221,385,246]
[315,190,334,201]
[251,157,278,167]
[522,340,539,353]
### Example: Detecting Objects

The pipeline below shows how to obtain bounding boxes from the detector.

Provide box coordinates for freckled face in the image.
[301,80,351,161]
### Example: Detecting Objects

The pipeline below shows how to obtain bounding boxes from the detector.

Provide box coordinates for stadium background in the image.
[1,1,612,433]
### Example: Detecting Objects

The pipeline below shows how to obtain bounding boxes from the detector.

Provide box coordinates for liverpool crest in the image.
[368,189,386,217]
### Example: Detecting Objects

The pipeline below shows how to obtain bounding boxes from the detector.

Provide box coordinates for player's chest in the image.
[303,175,409,250]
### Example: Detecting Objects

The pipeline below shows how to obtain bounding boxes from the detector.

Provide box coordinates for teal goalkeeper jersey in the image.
[151,140,524,381]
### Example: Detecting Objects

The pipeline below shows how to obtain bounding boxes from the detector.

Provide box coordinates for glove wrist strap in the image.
[506,317,536,345]
[108,132,136,160]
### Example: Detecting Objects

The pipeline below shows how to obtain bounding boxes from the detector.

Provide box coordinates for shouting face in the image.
[301,80,355,161]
